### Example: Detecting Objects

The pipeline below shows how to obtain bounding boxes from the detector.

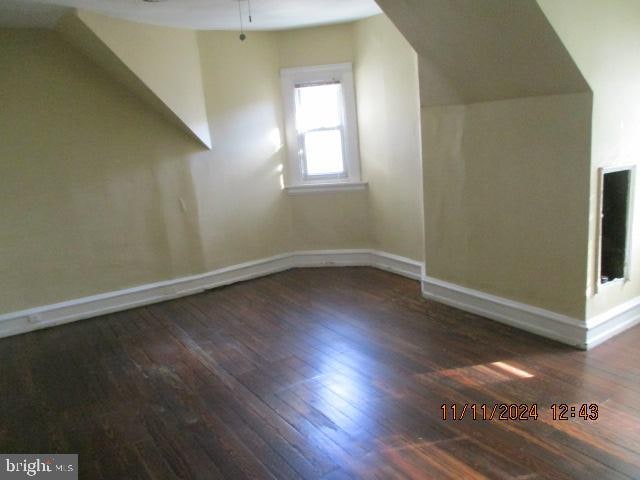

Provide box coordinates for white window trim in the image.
[280,63,364,194]
[285,182,368,195]
[595,165,636,293]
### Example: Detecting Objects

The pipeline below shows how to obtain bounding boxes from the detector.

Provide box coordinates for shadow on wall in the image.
[186,87,293,269]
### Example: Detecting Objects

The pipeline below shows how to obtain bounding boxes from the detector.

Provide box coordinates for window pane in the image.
[295,83,342,132]
[304,129,345,177]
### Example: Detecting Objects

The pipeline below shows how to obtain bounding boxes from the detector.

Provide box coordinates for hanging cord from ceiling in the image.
[238,0,253,41]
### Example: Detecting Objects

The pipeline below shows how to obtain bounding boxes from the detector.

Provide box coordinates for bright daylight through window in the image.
[296,82,345,177]
[281,63,364,193]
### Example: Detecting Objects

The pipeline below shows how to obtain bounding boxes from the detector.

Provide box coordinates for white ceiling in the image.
[0,0,382,30]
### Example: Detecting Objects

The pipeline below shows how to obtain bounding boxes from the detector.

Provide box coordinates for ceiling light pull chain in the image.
[248,0,253,23]
[238,0,246,41]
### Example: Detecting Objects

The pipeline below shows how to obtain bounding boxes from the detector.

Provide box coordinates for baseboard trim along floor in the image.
[0,249,422,340]
[421,275,640,350]
[1,250,637,348]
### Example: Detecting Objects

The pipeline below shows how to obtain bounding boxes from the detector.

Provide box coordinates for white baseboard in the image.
[0,249,422,340]
[4,251,636,349]
[422,275,640,349]
[585,296,640,348]
[367,251,424,280]
[291,249,423,280]
[421,275,588,348]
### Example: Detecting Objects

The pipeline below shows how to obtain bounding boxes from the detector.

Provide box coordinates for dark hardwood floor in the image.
[1,267,639,479]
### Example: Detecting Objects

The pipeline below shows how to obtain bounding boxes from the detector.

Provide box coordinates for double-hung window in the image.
[281,63,364,193]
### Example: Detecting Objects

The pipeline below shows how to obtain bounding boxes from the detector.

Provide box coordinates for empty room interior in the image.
[1,0,640,478]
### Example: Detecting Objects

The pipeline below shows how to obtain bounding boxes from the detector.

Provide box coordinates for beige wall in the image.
[0,29,206,313]
[537,0,640,318]
[0,28,294,314]
[0,16,425,315]
[194,31,293,267]
[354,15,424,261]
[277,17,424,258]
[276,22,374,252]
[375,0,595,319]
[9,4,628,329]
[422,94,592,318]
[277,23,354,68]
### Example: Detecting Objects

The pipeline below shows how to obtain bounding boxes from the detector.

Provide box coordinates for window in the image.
[598,166,635,287]
[281,63,364,194]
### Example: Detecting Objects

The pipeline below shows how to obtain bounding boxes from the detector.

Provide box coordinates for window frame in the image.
[280,63,363,192]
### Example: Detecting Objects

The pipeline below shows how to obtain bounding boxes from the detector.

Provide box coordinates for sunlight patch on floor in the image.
[416,360,535,388]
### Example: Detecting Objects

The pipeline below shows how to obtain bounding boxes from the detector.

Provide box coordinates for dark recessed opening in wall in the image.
[600,168,633,285]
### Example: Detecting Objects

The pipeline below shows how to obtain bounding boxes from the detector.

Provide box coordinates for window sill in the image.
[285,182,368,196]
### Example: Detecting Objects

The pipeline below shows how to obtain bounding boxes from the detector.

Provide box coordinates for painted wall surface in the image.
[74,10,211,148]
[422,94,592,318]
[354,15,424,261]
[1,17,426,315]
[277,23,354,68]
[537,0,640,318]
[193,31,293,268]
[0,29,207,313]
[374,0,595,319]
[276,23,374,252]
[0,29,296,314]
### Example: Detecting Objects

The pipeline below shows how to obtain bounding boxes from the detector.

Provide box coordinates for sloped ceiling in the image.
[58,10,212,148]
[375,0,591,106]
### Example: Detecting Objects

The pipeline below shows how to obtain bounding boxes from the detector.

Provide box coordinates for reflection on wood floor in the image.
[1,267,639,479]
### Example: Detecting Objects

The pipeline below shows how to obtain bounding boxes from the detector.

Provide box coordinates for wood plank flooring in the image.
[1,267,639,479]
